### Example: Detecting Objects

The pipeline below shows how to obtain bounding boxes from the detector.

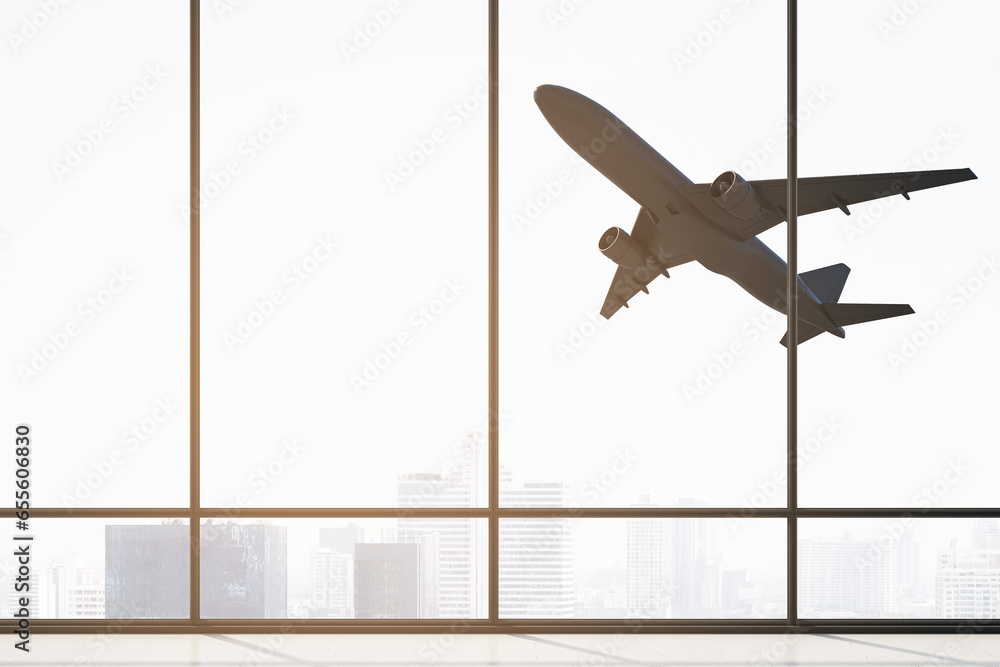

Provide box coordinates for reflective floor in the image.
[5,633,1000,666]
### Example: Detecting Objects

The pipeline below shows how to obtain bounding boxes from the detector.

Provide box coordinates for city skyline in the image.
[10,438,997,621]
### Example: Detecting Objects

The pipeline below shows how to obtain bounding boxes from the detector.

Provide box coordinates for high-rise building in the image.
[67,560,104,618]
[500,480,575,618]
[320,524,364,552]
[386,527,439,618]
[626,494,668,617]
[200,523,287,619]
[68,583,105,618]
[668,498,720,617]
[396,431,575,619]
[936,523,1000,619]
[43,559,68,618]
[972,519,1000,550]
[396,430,488,618]
[354,543,421,619]
[896,528,922,603]
[623,496,730,618]
[799,531,897,618]
[720,567,757,617]
[311,523,362,618]
[312,549,354,618]
[105,524,189,619]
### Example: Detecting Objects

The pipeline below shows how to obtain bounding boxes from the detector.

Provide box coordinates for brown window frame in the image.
[4,0,998,636]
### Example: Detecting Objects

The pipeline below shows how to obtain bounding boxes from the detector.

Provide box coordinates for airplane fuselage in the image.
[534,85,843,337]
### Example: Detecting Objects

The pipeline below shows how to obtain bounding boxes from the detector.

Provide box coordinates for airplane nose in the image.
[533,84,555,108]
[534,85,581,123]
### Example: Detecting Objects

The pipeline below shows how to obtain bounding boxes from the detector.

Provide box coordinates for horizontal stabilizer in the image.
[779,263,854,346]
[822,302,914,326]
[779,301,914,347]
[779,325,825,347]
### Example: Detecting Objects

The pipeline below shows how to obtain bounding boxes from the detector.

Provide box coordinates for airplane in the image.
[533,84,977,345]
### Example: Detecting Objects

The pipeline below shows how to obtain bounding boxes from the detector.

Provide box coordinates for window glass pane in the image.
[200,518,487,619]
[200,0,488,508]
[797,2,1000,506]
[800,518,1000,619]
[0,519,189,619]
[500,0,791,507]
[0,0,189,507]
[499,517,785,619]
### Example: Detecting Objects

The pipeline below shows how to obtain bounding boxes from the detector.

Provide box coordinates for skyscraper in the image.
[500,480,575,618]
[200,523,287,619]
[59,560,104,618]
[354,543,421,619]
[320,524,364,552]
[720,567,757,617]
[799,532,897,618]
[68,582,105,618]
[43,559,67,618]
[311,523,362,618]
[386,527,439,618]
[105,523,189,619]
[936,521,1000,619]
[396,430,575,619]
[668,498,719,617]
[312,549,354,618]
[972,519,1000,550]
[896,528,922,603]
[396,430,487,618]
[626,494,668,617]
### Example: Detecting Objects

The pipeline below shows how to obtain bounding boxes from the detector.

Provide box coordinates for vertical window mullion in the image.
[488,0,499,625]
[786,0,799,628]
[189,0,201,624]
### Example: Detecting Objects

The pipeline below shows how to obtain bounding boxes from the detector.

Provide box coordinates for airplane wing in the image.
[601,208,693,319]
[679,167,977,241]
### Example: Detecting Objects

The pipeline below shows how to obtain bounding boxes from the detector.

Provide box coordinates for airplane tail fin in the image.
[779,263,913,346]
[799,263,850,303]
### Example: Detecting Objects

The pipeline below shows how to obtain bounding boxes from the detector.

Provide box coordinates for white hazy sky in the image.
[0,0,997,613]
[498,0,999,511]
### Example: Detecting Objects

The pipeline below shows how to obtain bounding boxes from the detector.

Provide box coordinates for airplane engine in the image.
[710,170,773,221]
[598,226,648,269]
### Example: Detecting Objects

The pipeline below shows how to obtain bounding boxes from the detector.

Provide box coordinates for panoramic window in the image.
[1,0,191,623]
[1,0,997,630]
[200,0,488,620]
[497,0,790,619]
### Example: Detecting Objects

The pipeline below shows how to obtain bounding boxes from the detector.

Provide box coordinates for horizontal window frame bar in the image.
[8,507,1000,519]
[3,619,998,634]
